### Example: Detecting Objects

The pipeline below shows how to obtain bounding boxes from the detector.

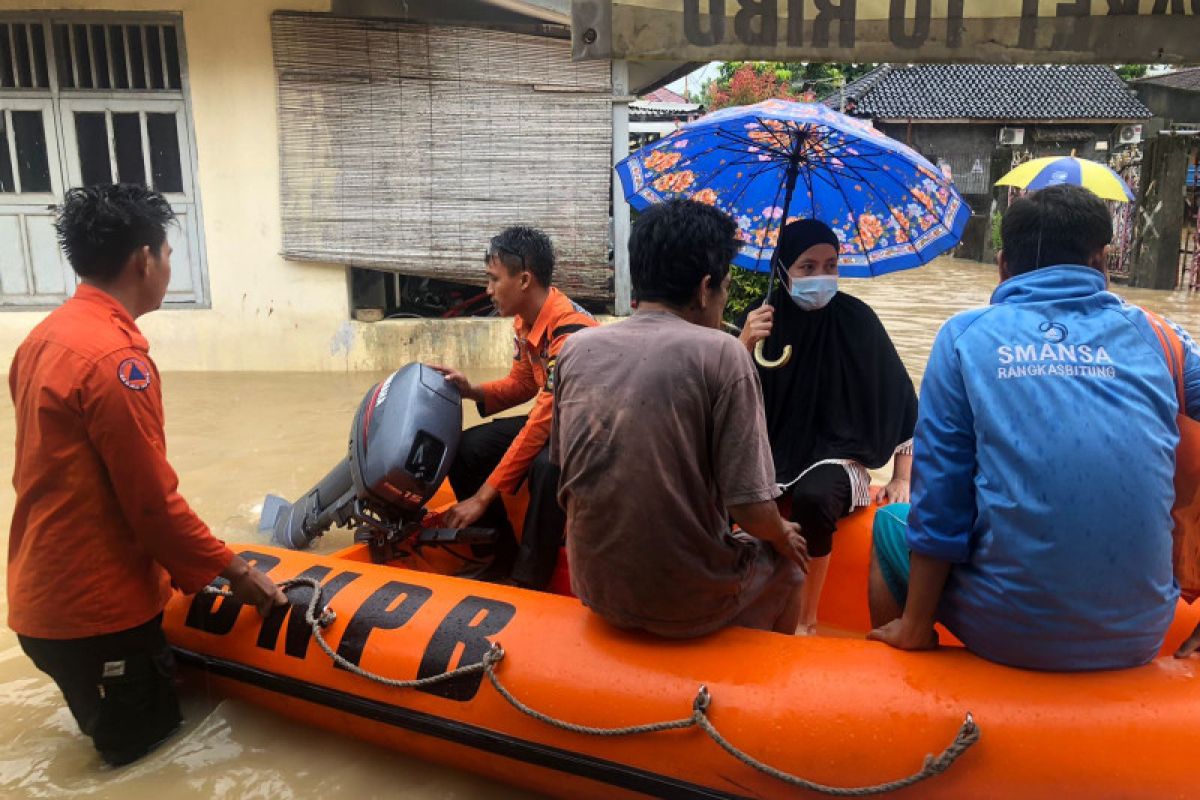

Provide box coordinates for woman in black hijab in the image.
[738,219,918,635]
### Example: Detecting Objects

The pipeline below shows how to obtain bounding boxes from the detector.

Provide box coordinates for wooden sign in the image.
[572,0,1200,63]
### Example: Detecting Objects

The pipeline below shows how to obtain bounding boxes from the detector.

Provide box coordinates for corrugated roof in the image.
[831,65,1151,121]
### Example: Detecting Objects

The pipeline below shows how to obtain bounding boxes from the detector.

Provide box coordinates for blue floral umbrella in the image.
[616,99,970,366]
[616,100,969,280]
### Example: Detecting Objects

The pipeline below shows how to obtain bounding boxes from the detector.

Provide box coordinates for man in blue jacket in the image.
[868,184,1200,670]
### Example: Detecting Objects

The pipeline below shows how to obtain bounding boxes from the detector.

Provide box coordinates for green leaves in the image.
[724,267,770,325]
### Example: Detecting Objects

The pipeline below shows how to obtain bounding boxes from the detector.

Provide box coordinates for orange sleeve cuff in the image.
[170,536,236,595]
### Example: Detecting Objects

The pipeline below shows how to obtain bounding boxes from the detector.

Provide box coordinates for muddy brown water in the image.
[2,258,1198,798]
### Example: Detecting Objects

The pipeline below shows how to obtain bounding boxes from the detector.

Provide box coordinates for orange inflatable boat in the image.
[164,501,1200,799]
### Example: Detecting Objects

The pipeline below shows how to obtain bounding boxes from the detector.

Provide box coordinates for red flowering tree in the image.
[705,63,797,110]
[701,61,876,111]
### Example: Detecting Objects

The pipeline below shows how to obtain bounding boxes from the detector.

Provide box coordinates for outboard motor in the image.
[260,363,464,559]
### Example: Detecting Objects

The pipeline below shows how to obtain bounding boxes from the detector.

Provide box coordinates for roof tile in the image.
[642,87,689,104]
[1133,67,1200,92]
[830,65,1151,121]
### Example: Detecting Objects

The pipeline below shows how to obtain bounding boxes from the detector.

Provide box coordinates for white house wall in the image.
[0,0,516,372]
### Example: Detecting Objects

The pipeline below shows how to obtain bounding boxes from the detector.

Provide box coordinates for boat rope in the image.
[203,577,490,691]
[202,577,980,795]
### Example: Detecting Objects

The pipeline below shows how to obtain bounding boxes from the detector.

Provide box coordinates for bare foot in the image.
[796,622,818,636]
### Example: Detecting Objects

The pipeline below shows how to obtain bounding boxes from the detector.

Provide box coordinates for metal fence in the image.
[926,151,993,198]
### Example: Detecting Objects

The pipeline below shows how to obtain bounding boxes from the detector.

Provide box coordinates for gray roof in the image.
[1133,67,1200,92]
[833,65,1151,122]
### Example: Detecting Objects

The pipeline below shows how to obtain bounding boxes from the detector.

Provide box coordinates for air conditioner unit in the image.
[1118,124,1144,145]
[999,127,1026,146]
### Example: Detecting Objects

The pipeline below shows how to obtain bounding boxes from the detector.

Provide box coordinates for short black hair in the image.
[55,184,176,282]
[630,199,739,307]
[1001,184,1112,276]
[488,226,555,288]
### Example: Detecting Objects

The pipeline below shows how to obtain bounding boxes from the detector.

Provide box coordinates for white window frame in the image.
[59,100,193,199]
[0,11,208,310]
[0,98,75,306]
[0,98,63,199]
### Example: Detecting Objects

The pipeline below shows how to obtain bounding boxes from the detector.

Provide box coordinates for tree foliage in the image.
[725,268,770,325]
[704,63,798,110]
[703,61,877,110]
[1116,64,1148,81]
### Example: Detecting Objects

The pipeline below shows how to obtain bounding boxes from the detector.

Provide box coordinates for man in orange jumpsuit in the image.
[434,226,596,588]
[7,184,285,766]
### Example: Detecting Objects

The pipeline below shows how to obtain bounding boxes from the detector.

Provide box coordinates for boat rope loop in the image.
[202,577,980,795]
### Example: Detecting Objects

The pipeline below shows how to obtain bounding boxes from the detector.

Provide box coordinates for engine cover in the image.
[260,363,462,550]
[349,363,463,517]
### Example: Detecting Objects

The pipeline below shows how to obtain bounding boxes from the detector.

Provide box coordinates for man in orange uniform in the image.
[434,226,596,588]
[7,184,285,766]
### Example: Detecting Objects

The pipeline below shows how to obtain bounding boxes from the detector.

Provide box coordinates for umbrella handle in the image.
[754,159,799,371]
[754,340,792,369]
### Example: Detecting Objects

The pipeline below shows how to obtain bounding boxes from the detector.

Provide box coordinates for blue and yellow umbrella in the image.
[995,156,1134,202]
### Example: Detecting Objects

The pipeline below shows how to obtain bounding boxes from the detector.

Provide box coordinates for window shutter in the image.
[272,13,614,299]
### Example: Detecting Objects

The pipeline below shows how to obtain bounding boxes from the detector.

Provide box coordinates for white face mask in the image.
[788,275,838,311]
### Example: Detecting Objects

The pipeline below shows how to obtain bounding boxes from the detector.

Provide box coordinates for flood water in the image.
[1,258,1198,798]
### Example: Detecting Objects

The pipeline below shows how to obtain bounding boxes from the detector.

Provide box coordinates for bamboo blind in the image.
[271,12,614,298]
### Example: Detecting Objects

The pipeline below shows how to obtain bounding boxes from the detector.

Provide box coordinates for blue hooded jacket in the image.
[909,265,1200,670]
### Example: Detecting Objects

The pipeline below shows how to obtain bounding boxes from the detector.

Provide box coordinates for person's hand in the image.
[867,617,939,651]
[877,478,910,505]
[222,556,287,617]
[771,520,810,574]
[429,364,479,401]
[1175,621,1200,659]
[738,305,774,352]
[443,495,489,529]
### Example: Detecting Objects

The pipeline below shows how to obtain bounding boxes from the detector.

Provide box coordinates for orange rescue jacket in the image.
[478,287,596,494]
[7,285,233,639]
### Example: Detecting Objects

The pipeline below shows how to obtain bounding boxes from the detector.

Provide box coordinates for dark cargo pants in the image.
[448,415,567,589]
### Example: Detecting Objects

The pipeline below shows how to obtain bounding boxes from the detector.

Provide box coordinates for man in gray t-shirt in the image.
[551,200,809,638]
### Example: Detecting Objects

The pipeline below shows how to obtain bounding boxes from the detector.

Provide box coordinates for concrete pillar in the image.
[1131,134,1192,290]
[611,59,632,316]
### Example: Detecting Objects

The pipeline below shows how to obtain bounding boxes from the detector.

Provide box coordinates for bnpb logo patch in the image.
[117,357,152,391]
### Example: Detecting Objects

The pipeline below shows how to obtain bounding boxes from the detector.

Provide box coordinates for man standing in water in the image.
[7,184,285,765]
[869,184,1200,669]
[552,199,808,637]
[434,226,596,588]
